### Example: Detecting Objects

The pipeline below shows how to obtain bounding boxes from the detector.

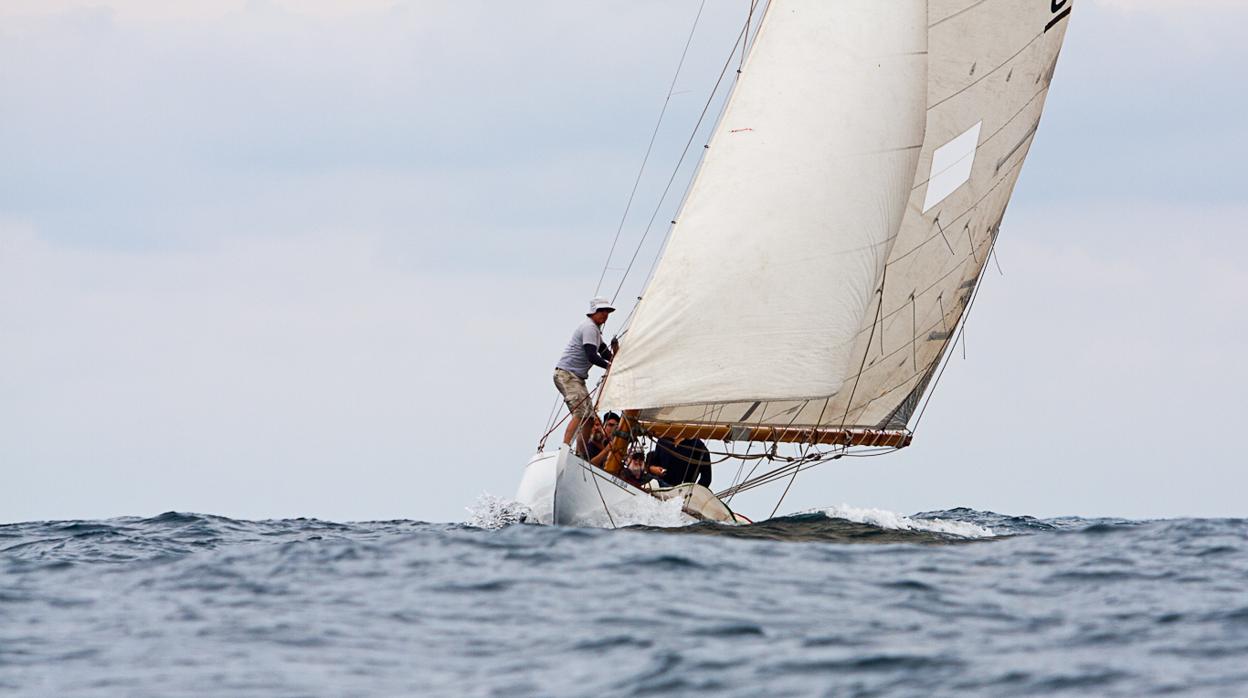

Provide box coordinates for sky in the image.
[2,1,1245,524]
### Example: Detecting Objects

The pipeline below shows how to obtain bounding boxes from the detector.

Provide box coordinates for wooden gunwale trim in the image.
[639,421,913,449]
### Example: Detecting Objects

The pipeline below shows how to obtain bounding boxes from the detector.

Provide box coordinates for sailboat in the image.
[517,0,1073,527]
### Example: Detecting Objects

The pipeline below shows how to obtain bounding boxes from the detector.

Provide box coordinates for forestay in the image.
[601,0,1072,437]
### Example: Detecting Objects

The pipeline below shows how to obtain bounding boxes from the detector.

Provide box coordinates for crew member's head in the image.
[587,297,616,325]
[602,412,620,439]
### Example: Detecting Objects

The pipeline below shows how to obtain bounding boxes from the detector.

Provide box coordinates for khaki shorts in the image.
[553,368,594,421]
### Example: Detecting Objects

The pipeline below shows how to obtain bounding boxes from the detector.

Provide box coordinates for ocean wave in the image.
[805,504,996,539]
[3,512,1247,696]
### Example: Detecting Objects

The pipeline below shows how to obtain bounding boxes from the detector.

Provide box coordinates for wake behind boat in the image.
[518,0,1073,528]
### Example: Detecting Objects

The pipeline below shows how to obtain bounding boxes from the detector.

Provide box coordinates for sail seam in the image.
[890,157,1024,266]
[927,30,1046,113]
[929,0,993,29]
[875,241,984,331]
[626,260,975,415]
[839,234,996,389]
[843,310,956,418]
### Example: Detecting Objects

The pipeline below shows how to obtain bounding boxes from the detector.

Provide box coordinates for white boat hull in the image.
[515,445,741,528]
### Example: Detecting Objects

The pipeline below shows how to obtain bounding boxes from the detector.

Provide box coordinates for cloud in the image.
[1093,0,1245,13]
[1,1,1244,522]
[0,223,586,522]
[0,0,397,22]
[0,0,735,257]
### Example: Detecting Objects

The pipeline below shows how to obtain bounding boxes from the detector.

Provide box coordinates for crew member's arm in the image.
[589,448,611,467]
[581,344,611,369]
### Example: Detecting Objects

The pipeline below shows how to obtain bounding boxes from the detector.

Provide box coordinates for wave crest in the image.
[808,504,995,539]
[465,494,532,530]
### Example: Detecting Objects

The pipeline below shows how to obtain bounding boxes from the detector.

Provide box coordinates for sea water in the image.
[2,504,1246,696]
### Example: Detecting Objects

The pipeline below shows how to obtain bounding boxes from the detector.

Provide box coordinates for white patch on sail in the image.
[812,504,994,538]
[922,121,983,212]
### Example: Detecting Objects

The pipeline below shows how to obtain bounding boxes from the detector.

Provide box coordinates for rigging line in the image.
[720,450,840,498]
[751,460,826,493]
[739,0,754,75]
[725,398,777,505]
[594,0,709,296]
[769,394,833,520]
[805,305,952,420]
[723,439,788,499]
[727,441,751,495]
[935,215,956,255]
[537,394,563,452]
[630,0,767,303]
[720,425,865,498]
[835,265,889,433]
[704,402,729,486]
[777,385,837,516]
[910,294,918,372]
[723,399,768,501]
[720,457,807,497]
[938,294,949,337]
[610,4,756,304]
[853,259,993,418]
[865,250,978,338]
[717,458,796,498]
[911,229,998,433]
[537,381,605,450]
[588,464,618,530]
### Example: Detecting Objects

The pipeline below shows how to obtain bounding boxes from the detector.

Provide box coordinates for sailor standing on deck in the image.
[554,297,619,453]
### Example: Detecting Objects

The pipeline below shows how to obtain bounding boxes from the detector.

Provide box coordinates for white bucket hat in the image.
[587,296,616,315]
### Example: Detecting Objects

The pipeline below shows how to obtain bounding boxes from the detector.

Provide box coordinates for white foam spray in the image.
[465,493,533,530]
[575,493,693,530]
[465,491,695,530]
[809,504,995,539]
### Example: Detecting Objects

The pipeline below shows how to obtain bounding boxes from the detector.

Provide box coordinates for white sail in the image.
[602,0,1072,434]
[835,0,1074,430]
[603,0,929,412]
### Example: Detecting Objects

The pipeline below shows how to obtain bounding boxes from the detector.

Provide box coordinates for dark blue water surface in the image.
[2,506,1247,697]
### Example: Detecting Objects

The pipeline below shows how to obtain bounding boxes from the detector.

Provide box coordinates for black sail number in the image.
[1046,0,1072,32]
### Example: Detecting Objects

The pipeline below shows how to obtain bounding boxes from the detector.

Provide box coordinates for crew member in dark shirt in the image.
[677,438,713,488]
[646,438,711,487]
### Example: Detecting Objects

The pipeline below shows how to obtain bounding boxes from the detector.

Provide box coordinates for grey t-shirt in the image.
[555,318,604,379]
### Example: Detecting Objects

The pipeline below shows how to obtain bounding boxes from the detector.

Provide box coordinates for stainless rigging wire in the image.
[610,0,761,306]
[594,0,709,297]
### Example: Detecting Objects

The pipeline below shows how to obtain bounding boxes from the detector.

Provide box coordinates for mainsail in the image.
[600,0,1072,442]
